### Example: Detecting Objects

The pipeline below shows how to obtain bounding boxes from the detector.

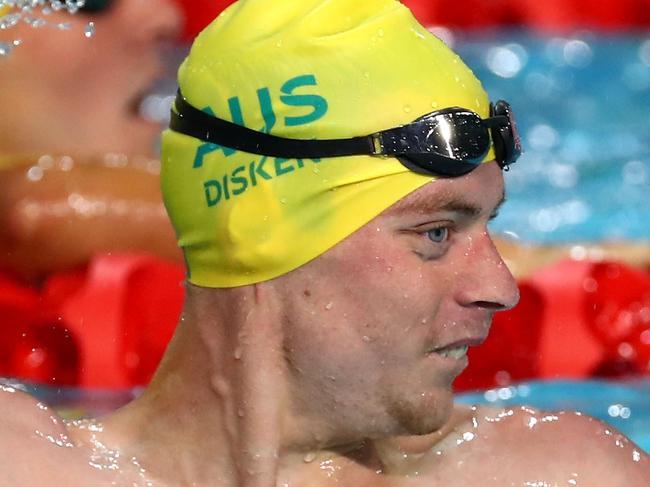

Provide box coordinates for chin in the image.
[387,390,455,437]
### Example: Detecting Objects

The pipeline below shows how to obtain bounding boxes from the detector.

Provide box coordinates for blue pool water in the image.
[449,31,650,243]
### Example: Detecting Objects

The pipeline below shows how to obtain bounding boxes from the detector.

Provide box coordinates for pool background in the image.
[454,31,650,243]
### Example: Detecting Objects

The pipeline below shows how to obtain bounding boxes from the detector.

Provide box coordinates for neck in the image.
[101,284,375,487]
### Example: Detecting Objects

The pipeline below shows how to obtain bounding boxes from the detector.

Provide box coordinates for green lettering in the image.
[204,180,222,207]
[255,156,272,181]
[274,158,295,176]
[249,160,257,187]
[231,166,248,195]
[280,74,328,127]
[222,174,231,200]
[228,96,245,126]
[257,87,276,133]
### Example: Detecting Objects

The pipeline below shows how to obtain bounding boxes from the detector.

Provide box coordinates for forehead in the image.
[383,161,505,218]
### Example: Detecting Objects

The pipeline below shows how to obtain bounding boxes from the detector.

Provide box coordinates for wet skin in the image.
[1,163,649,486]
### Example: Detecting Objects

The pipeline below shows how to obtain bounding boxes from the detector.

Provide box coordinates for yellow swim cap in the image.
[0,6,11,16]
[162,0,493,288]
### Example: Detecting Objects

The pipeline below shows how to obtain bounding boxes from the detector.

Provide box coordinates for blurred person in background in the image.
[0,0,181,157]
[0,0,184,280]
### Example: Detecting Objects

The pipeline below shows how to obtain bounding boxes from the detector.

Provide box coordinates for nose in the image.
[454,232,520,311]
[120,0,184,44]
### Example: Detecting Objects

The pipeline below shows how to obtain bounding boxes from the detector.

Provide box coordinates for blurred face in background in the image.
[0,0,182,157]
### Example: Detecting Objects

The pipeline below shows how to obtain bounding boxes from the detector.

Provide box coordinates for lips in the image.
[436,344,469,359]
[427,335,487,353]
[426,335,488,359]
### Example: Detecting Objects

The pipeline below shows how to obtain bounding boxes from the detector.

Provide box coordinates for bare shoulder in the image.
[0,384,69,441]
[0,384,79,485]
[466,404,650,486]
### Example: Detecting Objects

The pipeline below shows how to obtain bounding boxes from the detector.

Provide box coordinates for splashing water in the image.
[0,1,95,56]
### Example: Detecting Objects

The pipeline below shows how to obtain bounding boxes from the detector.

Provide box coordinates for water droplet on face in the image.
[0,12,20,29]
[233,347,243,359]
[362,335,372,342]
[324,302,333,310]
[26,17,47,28]
[84,21,95,38]
[0,42,13,56]
[303,452,317,463]
[0,37,20,56]
[26,166,44,182]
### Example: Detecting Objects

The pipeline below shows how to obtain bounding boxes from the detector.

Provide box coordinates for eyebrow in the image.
[387,190,507,219]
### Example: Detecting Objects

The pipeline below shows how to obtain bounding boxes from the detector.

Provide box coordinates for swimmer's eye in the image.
[425,227,449,243]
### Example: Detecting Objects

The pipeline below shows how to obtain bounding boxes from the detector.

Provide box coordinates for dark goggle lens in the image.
[79,0,113,12]
[392,110,491,177]
[422,111,491,162]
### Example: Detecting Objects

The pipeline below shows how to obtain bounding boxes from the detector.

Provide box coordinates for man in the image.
[1,0,648,485]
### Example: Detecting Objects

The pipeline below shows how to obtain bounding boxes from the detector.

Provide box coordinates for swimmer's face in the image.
[273,162,519,442]
[0,0,181,157]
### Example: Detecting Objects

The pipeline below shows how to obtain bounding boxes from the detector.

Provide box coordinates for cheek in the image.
[358,245,442,322]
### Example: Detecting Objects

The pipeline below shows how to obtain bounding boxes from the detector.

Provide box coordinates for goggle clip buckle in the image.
[370,133,384,156]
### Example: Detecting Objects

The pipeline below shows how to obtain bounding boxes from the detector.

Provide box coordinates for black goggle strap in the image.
[170,91,376,160]
[170,91,511,165]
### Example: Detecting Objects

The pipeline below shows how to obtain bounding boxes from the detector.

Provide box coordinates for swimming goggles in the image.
[170,91,521,177]
[78,0,113,13]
